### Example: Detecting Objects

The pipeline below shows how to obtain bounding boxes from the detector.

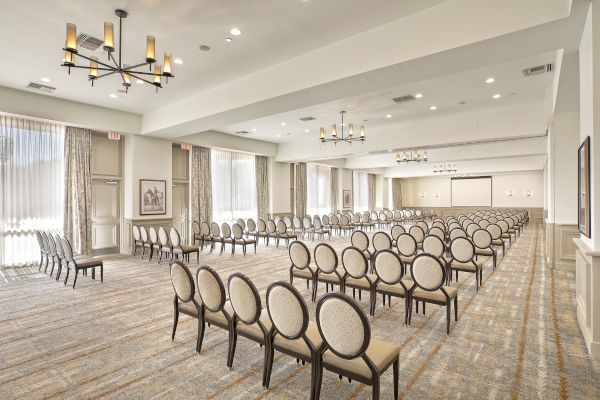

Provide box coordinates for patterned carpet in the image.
[1,222,599,399]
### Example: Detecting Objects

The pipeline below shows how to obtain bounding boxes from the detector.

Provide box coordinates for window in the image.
[0,115,65,268]
[306,164,331,216]
[353,171,369,212]
[211,149,257,223]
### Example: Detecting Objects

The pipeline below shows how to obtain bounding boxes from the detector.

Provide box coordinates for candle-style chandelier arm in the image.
[62,49,115,70]
[127,72,156,86]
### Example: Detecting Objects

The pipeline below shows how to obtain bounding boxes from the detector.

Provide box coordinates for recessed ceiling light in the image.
[486,77,495,84]
[414,93,423,98]
[280,122,286,126]
[387,149,392,152]
[40,77,51,83]
[385,114,392,119]
[304,129,309,133]
[199,45,211,51]
[493,94,501,99]
[174,58,183,65]
[458,100,467,105]
[277,134,282,137]
[109,93,117,98]
[252,128,257,132]
[136,79,144,84]
[230,28,241,36]
[225,37,233,42]
[429,106,437,110]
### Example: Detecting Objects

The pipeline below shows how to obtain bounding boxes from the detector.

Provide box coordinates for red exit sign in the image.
[181,143,190,150]
[107,131,121,140]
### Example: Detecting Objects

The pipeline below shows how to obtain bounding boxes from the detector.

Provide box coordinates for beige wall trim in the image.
[401,206,544,220]
[573,238,600,360]
[547,223,578,271]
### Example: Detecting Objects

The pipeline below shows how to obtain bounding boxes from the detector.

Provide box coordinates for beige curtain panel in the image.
[392,178,402,209]
[368,173,376,211]
[255,155,270,220]
[330,167,338,213]
[64,126,93,256]
[192,146,213,224]
[295,162,307,217]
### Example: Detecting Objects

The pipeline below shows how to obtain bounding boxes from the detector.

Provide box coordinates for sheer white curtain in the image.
[353,171,369,212]
[0,115,65,268]
[306,164,331,216]
[211,149,257,223]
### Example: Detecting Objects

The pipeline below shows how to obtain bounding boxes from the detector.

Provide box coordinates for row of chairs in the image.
[132,225,200,263]
[34,230,103,289]
[170,262,400,400]
[192,221,257,255]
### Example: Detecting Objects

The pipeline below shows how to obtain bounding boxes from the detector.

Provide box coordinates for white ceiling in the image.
[0,0,446,114]
[220,51,556,143]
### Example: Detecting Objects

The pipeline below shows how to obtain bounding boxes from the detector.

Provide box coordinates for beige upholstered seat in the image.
[170,227,200,264]
[272,322,322,357]
[60,236,103,289]
[231,223,256,256]
[447,237,482,291]
[277,220,297,248]
[315,293,399,400]
[341,246,375,304]
[169,261,200,347]
[473,228,497,269]
[371,249,410,322]
[157,226,171,263]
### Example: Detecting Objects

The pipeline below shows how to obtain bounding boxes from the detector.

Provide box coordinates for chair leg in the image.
[446,300,451,335]
[454,297,458,321]
[172,306,179,340]
[63,267,70,285]
[72,269,79,289]
[264,339,275,388]
[196,319,206,353]
[393,358,399,400]
[101,265,104,282]
[372,376,380,400]
[313,357,323,400]
[228,329,237,368]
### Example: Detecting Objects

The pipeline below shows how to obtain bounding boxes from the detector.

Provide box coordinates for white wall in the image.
[375,175,384,209]
[0,86,140,134]
[181,130,278,157]
[551,111,580,224]
[271,161,291,213]
[401,171,544,208]
[340,169,353,210]
[123,135,173,220]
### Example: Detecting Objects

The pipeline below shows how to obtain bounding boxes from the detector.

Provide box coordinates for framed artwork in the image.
[343,190,351,208]
[140,179,167,215]
[578,136,591,237]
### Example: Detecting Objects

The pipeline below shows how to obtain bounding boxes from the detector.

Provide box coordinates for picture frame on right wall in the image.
[578,136,591,237]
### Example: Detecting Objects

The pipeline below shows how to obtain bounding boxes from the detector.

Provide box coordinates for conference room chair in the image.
[466,223,480,237]
[313,242,343,302]
[496,220,512,246]
[390,224,405,247]
[371,249,410,322]
[312,217,331,241]
[396,233,418,266]
[46,233,59,277]
[147,226,160,261]
[227,273,271,382]
[254,218,268,244]
[170,227,200,264]
[408,225,425,250]
[314,292,400,400]
[210,222,224,253]
[221,223,234,255]
[132,225,143,257]
[266,219,277,246]
[236,218,247,236]
[246,218,258,239]
[232,223,256,256]
[447,237,482,291]
[264,281,322,394]
[195,266,233,357]
[339,215,354,235]
[157,226,171,263]
[199,222,212,250]
[277,220,297,248]
[329,214,341,235]
[473,228,497,270]
[292,217,304,237]
[303,216,315,240]
[416,221,429,235]
[34,230,47,271]
[61,236,103,289]
[351,230,372,265]
[371,232,392,270]
[192,221,202,246]
[169,261,201,348]
[52,233,66,280]
[289,240,315,296]
[407,254,458,334]
[140,226,152,260]
[341,246,376,304]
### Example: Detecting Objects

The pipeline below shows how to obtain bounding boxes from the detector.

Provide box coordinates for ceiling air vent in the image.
[77,33,103,52]
[522,63,553,77]
[299,116,315,121]
[235,130,250,135]
[392,94,416,103]
[26,82,56,94]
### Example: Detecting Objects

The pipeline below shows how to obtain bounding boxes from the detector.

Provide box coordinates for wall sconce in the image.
[507,190,513,197]
[434,192,439,198]
[525,190,531,197]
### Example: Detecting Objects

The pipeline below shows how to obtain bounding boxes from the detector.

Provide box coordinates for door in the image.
[91,179,120,256]
[172,183,189,243]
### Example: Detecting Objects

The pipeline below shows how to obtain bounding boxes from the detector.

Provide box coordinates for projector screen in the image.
[451,177,492,207]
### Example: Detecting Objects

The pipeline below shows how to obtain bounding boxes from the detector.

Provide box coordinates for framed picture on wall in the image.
[140,179,167,215]
[343,190,351,208]
[578,136,591,237]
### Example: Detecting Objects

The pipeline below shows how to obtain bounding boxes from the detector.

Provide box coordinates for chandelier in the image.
[396,150,427,163]
[319,111,365,144]
[433,163,458,173]
[61,9,174,93]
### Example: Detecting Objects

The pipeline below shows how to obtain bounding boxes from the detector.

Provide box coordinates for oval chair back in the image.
[169,228,182,248]
[228,273,261,325]
[466,223,479,237]
[350,230,369,252]
[486,224,502,240]
[221,223,232,239]
[373,250,403,285]
[140,226,149,243]
[450,237,475,263]
[54,233,65,259]
[257,219,266,233]
[416,221,428,234]
[283,216,292,228]
[170,261,195,303]
[449,228,467,241]
[391,225,405,241]
[267,220,277,234]
[61,236,74,263]
[478,219,490,229]
[289,241,311,270]
[341,246,368,279]
[314,243,338,274]
[411,254,445,292]
[293,217,302,230]
[210,222,221,238]
[159,226,169,246]
[266,281,309,340]
[236,218,246,230]
[232,223,244,240]
[473,229,492,250]
[372,232,392,253]
[277,220,288,235]
[196,266,226,313]
[396,233,417,257]
[247,218,257,233]
[200,222,210,236]
[149,226,158,244]
[132,225,141,241]
[408,225,425,244]
[192,221,201,236]
[422,235,445,259]
[428,226,445,241]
